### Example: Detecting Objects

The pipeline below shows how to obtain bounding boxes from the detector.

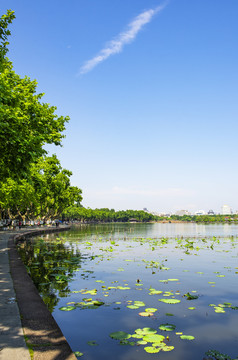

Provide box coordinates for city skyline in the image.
[143,204,236,216]
[2,0,238,213]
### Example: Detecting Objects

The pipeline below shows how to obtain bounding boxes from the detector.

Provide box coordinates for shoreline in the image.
[6,226,77,360]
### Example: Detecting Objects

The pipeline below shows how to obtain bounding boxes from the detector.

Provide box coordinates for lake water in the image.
[18,223,238,360]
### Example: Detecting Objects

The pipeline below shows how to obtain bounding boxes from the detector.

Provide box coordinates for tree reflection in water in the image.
[17,236,83,313]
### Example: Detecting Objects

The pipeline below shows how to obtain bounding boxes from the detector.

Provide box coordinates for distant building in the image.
[175,210,191,216]
[129,218,139,223]
[143,208,149,212]
[195,210,206,216]
[222,205,232,215]
[156,212,171,217]
[208,210,215,215]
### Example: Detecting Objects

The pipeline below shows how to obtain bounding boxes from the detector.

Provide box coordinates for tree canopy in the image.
[0,10,82,222]
[63,207,156,223]
[0,10,69,180]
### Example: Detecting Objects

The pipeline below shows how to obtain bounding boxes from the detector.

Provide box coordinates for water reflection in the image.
[17,237,83,312]
[61,222,238,239]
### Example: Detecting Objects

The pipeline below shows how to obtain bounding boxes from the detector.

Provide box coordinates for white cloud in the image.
[79,2,168,75]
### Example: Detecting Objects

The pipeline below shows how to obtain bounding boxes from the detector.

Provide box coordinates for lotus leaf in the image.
[59,306,76,311]
[184,292,198,300]
[149,289,163,295]
[158,299,180,304]
[167,279,179,281]
[87,341,98,346]
[143,334,165,343]
[131,334,143,339]
[135,327,157,335]
[139,312,154,317]
[145,308,157,312]
[152,342,165,348]
[180,335,195,340]
[117,286,130,290]
[137,340,147,345]
[74,351,83,357]
[159,323,176,331]
[161,345,174,352]
[214,307,225,313]
[134,301,145,306]
[82,289,97,295]
[127,305,139,309]
[110,331,131,340]
[119,340,135,346]
[92,301,104,306]
[205,349,233,360]
[144,347,161,353]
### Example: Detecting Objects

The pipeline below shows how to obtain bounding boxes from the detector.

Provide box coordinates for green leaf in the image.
[161,345,174,352]
[59,306,76,311]
[110,331,131,340]
[184,292,198,300]
[87,341,98,346]
[144,346,161,353]
[145,308,157,313]
[158,299,181,304]
[135,328,157,335]
[167,279,179,281]
[180,335,195,340]
[143,334,165,343]
[159,323,176,331]
[127,305,139,309]
[74,351,83,357]
[137,340,148,345]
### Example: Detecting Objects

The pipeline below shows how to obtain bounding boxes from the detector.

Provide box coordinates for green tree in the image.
[0,177,36,220]
[0,9,15,68]
[30,155,82,220]
[0,10,69,180]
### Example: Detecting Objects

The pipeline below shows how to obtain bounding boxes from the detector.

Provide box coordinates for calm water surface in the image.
[18,223,238,360]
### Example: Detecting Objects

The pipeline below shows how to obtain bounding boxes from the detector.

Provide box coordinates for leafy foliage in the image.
[0,10,82,220]
[63,207,156,223]
[205,349,234,360]
[0,11,68,180]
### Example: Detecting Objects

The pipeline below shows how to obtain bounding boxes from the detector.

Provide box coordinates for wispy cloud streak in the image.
[79,3,168,75]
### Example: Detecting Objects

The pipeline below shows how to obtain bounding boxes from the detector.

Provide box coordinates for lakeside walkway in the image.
[0,227,76,360]
[0,230,31,360]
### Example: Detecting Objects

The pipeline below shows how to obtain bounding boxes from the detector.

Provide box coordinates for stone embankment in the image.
[0,226,77,360]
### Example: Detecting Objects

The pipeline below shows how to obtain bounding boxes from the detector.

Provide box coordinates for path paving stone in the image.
[0,227,76,360]
[0,231,31,360]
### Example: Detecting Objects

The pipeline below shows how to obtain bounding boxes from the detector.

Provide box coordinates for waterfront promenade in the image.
[0,227,76,360]
[0,230,30,360]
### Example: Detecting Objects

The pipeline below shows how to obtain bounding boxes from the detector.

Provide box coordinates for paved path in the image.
[0,230,31,360]
[0,227,76,360]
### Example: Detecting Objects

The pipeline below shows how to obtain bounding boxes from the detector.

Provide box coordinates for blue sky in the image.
[1,0,238,213]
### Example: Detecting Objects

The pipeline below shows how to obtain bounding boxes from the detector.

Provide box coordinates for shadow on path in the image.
[7,227,77,360]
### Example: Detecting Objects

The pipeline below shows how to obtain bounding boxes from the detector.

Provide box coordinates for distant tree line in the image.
[0,11,82,223]
[169,214,238,223]
[63,207,156,223]
[62,207,238,224]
